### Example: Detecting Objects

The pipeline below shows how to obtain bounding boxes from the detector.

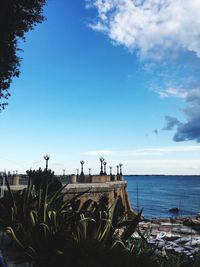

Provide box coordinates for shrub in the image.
[2,170,190,267]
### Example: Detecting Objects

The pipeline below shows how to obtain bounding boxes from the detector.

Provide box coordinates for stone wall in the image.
[63,181,133,217]
[2,174,134,216]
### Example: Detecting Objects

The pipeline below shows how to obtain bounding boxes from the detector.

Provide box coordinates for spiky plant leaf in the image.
[121,209,142,242]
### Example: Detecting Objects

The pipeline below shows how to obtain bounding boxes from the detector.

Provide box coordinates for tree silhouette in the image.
[0,0,46,110]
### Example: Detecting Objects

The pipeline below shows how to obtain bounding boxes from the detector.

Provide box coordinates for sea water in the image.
[125,175,200,218]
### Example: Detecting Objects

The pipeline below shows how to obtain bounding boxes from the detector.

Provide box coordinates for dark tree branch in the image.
[0,0,46,110]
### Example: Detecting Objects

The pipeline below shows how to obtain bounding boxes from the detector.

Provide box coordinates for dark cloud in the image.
[164,89,200,142]
[173,119,200,142]
[163,116,180,130]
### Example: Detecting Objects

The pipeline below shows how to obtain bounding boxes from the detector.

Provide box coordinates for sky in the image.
[1,0,200,175]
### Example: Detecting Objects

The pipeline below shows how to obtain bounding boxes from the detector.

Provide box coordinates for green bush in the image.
[2,170,198,267]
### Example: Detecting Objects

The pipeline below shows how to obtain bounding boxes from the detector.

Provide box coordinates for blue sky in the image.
[1,0,200,175]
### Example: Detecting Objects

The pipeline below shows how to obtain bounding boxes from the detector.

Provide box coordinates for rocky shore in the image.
[136,215,200,257]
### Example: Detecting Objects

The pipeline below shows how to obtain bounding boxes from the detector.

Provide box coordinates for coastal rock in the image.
[169,207,179,213]
[144,217,200,257]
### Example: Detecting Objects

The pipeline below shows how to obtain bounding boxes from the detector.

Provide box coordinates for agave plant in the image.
[0,170,89,264]
[1,170,155,267]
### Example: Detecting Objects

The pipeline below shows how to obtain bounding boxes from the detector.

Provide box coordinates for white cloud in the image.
[137,146,200,153]
[157,87,188,99]
[87,0,200,58]
[85,145,200,157]
[124,159,200,175]
[86,0,200,143]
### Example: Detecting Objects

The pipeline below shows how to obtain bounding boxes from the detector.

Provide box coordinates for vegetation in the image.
[0,0,46,110]
[27,168,62,194]
[0,170,200,267]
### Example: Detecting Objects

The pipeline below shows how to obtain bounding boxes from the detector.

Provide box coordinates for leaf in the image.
[48,210,57,233]
[4,173,17,214]
[25,246,38,260]
[29,210,38,228]
[79,199,94,212]
[47,183,68,210]
[121,209,143,242]
[111,197,125,227]
[6,226,25,250]
[58,189,90,213]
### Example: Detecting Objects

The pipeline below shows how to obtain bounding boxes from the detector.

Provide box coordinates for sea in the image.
[125,175,200,219]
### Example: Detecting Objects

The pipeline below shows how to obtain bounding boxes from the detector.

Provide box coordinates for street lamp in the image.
[109,166,112,176]
[116,165,119,175]
[103,161,107,175]
[119,163,123,175]
[80,160,85,176]
[100,157,104,175]
[44,155,50,170]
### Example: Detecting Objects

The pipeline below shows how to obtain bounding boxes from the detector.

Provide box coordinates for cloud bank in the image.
[86,0,200,58]
[86,0,200,142]
[163,89,200,142]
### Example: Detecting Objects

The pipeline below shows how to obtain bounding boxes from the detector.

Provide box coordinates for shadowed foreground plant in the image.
[1,172,159,267]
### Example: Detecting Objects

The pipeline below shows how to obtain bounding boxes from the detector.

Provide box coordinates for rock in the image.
[174,247,185,253]
[169,207,179,213]
[176,237,191,244]
[174,226,197,235]
[163,233,180,241]
[185,239,200,247]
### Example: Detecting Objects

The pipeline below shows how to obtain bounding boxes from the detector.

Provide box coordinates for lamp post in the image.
[103,161,107,175]
[89,168,91,176]
[119,163,123,175]
[80,160,85,176]
[116,165,119,176]
[109,166,112,176]
[44,155,50,170]
[76,169,79,182]
[100,157,104,175]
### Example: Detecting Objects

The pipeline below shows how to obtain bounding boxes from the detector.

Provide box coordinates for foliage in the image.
[27,168,62,194]
[2,171,199,267]
[0,0,46,110]
[0,169,63,229]
[0,171,156,267]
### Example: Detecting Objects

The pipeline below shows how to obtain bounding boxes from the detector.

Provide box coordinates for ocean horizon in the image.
[125,175,200,219]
